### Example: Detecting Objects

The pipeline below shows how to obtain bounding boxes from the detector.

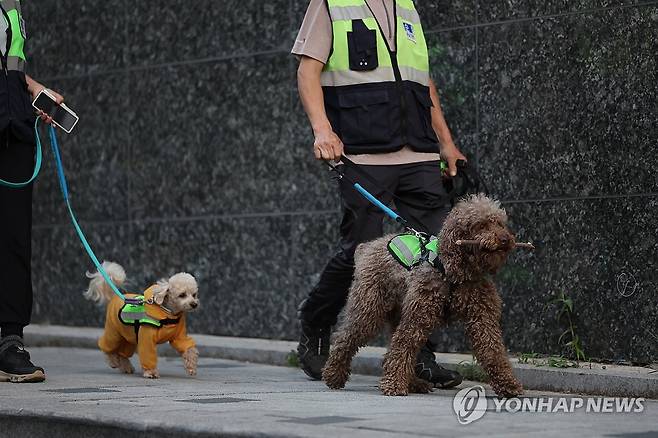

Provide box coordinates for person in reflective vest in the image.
[0,0,65,383]
[292,0,465,389]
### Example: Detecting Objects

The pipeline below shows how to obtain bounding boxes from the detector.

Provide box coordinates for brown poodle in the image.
[322,194,524,398]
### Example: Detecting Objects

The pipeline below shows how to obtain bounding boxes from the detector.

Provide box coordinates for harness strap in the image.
[159,318,181,326]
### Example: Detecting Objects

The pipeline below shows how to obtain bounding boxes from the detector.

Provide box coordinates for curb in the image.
[24,324,658,399]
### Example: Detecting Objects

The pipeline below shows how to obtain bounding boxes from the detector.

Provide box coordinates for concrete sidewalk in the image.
[1,347,656,438]
[24,324,658,399]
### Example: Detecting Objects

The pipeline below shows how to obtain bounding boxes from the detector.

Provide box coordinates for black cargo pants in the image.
[0,129,35,338]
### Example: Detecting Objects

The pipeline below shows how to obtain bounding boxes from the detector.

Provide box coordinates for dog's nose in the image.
[191,302,198,309]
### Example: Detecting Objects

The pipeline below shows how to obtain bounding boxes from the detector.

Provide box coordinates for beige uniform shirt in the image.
[292,0,441,165]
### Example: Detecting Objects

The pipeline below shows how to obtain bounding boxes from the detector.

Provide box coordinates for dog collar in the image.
[143,297,178,316]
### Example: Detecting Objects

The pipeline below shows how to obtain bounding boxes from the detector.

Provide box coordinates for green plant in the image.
[519,352,540,364]
[550,291,588,362]
[547,356,579,368]
[456,356,489,383]
[285,350,299,368]
[517,352,579,368]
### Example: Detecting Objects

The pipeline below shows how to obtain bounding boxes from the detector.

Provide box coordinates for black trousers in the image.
[299,161,450,333]
[0,129,35,335]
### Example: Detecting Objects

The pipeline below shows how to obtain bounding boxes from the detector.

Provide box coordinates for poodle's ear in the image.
[151,281,170,305]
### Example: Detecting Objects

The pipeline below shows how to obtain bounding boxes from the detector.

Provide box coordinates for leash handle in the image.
[39,122,126,301]
[0,119,43,188]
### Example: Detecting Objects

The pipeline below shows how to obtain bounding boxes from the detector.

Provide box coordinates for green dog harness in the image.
[119,296,180,329]
[388,234,443,271]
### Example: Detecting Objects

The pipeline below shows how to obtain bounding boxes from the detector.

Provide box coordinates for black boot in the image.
[297,321,331,380]
[0,336,46,383]
[415,343,462,389]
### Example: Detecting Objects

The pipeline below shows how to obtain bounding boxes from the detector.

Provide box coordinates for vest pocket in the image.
[338,89,391,145]
[411,88,437,141]
[348,20,378,72]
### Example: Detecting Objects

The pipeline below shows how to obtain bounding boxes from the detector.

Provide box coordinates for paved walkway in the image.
[24,325,658,399]
[0,348,656,438]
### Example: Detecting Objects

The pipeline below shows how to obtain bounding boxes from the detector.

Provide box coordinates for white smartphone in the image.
[32,89,79,133]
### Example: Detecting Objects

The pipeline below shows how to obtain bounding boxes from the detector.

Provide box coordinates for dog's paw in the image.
[183,348,199,376]
[380,378,409,396]
[118,357,135,374]
[105,353,122,369]
[143,369,160,379]
[493,379,524,398]
[105,353,134,374]
[408,377,434,394]
[322,365,349,390]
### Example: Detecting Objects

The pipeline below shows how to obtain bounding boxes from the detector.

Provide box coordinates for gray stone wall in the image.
[24,1,657,363]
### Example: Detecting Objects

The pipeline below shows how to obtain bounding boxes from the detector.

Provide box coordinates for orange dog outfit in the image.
[98,285,196,371]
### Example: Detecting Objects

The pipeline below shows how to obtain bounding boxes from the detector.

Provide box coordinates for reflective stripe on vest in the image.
[119,298,162,328]
[322,0,429,87]
[0,0,27,72]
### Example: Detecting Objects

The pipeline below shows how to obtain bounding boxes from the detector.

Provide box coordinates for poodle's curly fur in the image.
[322,194,524,398]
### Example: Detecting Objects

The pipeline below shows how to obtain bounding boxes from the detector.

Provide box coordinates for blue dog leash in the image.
[326,160,406,225]
[0,119,127,302]
[45,124,127,301]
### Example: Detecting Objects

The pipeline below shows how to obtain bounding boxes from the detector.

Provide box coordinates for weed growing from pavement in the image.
[519,353,580,368]
[551,291,588,362]
[457,356,489,382]
[286,350,299,368]
[516,291,588,369]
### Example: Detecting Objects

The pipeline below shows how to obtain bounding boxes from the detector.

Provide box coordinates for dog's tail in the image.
[84,261,126,304]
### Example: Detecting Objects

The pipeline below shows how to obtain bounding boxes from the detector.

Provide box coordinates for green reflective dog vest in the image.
[119,296,180,329]
[388,234,441,271]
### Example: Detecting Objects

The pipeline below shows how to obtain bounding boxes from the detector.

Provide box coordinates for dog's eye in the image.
[178,293,186,298]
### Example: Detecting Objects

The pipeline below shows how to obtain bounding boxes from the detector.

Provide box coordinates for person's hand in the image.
[440,142,467,177]
[28,82,64,126]
[313,128,344,161]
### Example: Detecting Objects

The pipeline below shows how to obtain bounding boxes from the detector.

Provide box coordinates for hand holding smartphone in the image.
[32,89,79,133]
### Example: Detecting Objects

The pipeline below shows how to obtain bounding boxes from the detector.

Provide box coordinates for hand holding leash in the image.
[314,128,344,161]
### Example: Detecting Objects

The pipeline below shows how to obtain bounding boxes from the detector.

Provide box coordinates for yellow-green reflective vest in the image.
[0,0,33,140]
[0,0,26,72]
[321,0,439,155]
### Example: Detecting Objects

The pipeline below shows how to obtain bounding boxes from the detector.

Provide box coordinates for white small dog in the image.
[85,261,200,379]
